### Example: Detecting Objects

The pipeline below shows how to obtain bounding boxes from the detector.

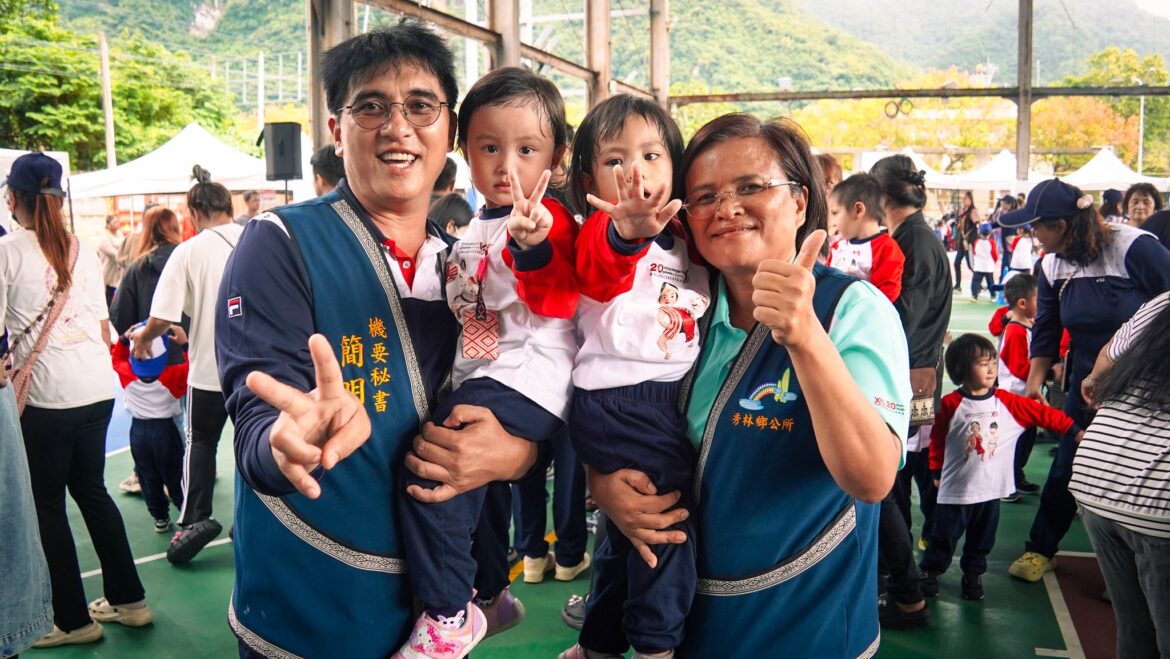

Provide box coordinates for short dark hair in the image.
[310,146,345,186]
[870,154,926,210]
[457,66,567,166]
[680,114,828,257]
[944,333,998,386]
[320,23,458,117]
[830,173,885,223]
[570,94,683,215]
[1124,182,1163,214]
[430,192,473,230]
[1004,272,1037,306]
[434,156,458,192]
[242,190,259,203]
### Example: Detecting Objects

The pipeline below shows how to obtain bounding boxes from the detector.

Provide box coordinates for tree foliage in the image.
[0,13,242,170]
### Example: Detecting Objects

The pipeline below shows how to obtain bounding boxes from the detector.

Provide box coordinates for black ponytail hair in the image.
[870,154,926,210]
[1095,298,1170,410]
[186,165,234,219]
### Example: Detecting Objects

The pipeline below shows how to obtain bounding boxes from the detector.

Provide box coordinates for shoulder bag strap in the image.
[13,235,80,415]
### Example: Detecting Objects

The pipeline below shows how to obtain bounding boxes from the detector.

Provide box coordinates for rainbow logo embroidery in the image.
[738,368,798,410]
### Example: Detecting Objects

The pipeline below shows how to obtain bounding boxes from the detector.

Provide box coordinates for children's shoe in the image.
[1000,491,1021,503]
[919,570,940,597]
[1009,552,1056,582]
[32,622,104,648]
[1019,479,1041,494]
[119,472,141,494]
[561,593,588,631]
[961,574,984,600]
[88,597,154,627]
[878,598,930,630]
[480,587,525,638]
[167,518,223,564]
[154,517,173,533]
[393,605,486,659]
[555,552,592,582]
[522,551,555,583]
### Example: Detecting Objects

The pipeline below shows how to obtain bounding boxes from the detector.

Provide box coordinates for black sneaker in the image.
[878,597,930,630]
[1001,491,1021,503]
[1019,480,1041,494]
[166,519,223,565]
[919,570,940,597]
[961,574,984,600]
[153,518,172,533]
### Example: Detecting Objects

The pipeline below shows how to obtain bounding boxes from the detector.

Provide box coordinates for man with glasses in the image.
[216,24,542,657]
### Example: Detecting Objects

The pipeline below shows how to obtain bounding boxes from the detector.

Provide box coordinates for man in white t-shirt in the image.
[130,173,242,564]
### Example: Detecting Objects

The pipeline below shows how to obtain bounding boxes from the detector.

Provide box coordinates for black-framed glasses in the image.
[682,178,802,220]
[344,96,448,130]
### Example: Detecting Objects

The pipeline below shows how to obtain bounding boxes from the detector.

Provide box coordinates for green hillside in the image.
[58,0,909,97]
[792,0,1170,84]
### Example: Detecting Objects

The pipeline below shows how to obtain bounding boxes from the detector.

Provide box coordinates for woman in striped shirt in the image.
[1071,290,1170,659]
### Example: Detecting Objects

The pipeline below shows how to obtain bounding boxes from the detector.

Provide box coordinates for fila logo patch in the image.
[227,296,244,318]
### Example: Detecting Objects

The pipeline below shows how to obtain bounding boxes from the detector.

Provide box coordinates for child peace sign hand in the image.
[245,334,372,499]
[752,230,827,352]
[506,169,554,250]
[586,160,682,241]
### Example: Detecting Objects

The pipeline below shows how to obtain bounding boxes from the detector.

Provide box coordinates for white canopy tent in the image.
[69,123,278,200]
[935,149,1047,192]
[856,148,961,189]
[1060,148,1169,192]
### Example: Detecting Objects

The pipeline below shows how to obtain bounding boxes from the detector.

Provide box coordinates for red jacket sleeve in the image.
[929,392,962,472]
[1059,330,1070,359]
[988,306,1010,337]
[510,198,580,319]
[1011,236,1021,251]
[111,342,135,389]
[1000,323,1032,380]
[869,234,905,303]
[991,241,999,262]
[996,389,1077,436]
[159,358,190,400]
[574,209,652,302]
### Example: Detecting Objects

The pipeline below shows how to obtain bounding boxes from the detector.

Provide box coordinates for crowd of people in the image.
[2,21,1170,659]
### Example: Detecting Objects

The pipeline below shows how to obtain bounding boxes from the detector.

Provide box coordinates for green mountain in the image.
[58,0,909,99]
[791,0,1170,84]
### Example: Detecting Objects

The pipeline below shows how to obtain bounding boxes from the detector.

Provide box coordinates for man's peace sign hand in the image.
[245,334,371,499]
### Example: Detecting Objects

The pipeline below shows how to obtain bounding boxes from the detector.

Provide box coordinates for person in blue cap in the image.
[1100,188,1124,224]
[997,178,1170,582]
[112,321,190,533]
[1,152,153,648]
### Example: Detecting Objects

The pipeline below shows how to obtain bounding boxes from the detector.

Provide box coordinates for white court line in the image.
[1056,550,1097,558]
[1043,571,1087,659]
[80,538,232,579]
[1035,649,1071,658]
[106,446,131,457]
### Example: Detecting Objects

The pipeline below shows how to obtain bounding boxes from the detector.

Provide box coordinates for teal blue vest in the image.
[230,191,441,657]
[679,265,880,658]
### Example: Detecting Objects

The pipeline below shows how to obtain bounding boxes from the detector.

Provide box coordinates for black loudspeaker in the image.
[261,122,302,181]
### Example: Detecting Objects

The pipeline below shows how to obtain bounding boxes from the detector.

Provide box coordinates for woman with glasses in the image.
[583,114,910,656]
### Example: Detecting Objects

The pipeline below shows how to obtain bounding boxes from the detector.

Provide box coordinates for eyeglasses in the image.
[344,96,448,130]
[682,178,802,220]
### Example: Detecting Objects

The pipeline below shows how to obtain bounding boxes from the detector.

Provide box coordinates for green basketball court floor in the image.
[31,293,1105,658]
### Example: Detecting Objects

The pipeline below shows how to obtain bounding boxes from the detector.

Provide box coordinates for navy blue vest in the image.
[230,191,443,657]
[679,265,880,658]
